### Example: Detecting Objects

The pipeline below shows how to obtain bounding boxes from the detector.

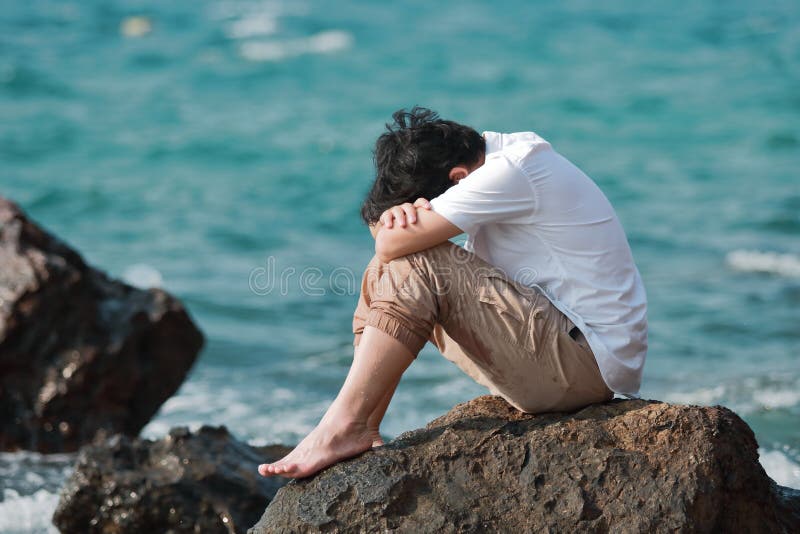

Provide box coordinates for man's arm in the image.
[374,208,462,263]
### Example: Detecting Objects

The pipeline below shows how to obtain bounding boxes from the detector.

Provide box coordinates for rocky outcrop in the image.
[0,197,203,452]
[53,426,292,534]
[251,396,800,533]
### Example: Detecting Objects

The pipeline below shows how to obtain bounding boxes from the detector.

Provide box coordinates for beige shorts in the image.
[352,242,614,414]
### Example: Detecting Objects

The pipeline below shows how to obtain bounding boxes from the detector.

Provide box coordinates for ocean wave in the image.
[661,374,800,415]
[726,249,800,278]
[663,385,726,405]
[0,451,74,534]
[0,489,60,534]
[239,30,353,62]
[752,388,800,410]
[121,263,164,289]
[226,13,278,39]
[759,448,800,489]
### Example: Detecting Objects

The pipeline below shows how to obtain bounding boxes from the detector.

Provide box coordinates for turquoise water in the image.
[2,0,799,530]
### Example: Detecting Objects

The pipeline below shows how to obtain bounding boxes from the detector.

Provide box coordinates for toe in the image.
[280,463,297,476]
[258,464,271,476]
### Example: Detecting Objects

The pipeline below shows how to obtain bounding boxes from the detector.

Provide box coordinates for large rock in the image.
[0,197,203,452]
[54,426,292,533]
[251,396,800,533]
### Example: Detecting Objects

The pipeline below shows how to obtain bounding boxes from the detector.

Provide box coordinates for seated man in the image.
[259,107,647,479]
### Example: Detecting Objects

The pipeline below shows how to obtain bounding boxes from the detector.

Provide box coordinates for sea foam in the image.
[226,13,278,39]
[239,30,353,62]
[726,249,800,278]
[121,263,164,289]
[760,448,800,489]
[0,450,74,534]
[0,489,60,534]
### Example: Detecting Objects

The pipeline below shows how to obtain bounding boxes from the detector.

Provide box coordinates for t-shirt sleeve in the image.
[429,154,535,236]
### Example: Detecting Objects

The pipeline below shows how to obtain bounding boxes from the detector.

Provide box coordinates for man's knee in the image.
[360,241,476,303]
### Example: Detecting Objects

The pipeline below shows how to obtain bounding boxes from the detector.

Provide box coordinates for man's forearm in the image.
[374,209,461,263]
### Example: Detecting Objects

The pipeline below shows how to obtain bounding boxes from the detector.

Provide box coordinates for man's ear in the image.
[448,165,470,183]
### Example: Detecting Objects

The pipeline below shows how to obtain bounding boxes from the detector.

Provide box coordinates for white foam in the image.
[240,30,353,62]
[306,31,354,54]
[760,448,800,489]
[121,263,164,289]
[752,388,800,410]
[0,489,60,534]
[660,378,800,416]
[140,376,323,445]
[663,385,726,405]
[726,249,800,278]
[226,13,277,39]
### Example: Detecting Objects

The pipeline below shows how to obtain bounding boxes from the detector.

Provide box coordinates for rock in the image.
[0,197,203,452]
[53,425,292,534]
[251,396,800,533]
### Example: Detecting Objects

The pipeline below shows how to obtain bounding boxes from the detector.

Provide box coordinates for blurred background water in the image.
[1,0,799,531]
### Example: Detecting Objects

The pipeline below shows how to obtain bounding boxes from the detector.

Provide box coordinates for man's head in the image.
[361,107,485,225]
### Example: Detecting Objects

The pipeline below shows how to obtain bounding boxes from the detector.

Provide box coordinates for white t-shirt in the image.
[430,131,647,397]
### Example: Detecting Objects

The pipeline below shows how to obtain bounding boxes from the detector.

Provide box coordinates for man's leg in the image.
[364,369,401,447]
[258,325,414,478]
[354,241,613,415]
[261,242,612,479]
[349,255,415,442]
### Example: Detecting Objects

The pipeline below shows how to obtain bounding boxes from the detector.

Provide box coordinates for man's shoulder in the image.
[483,131,552,161]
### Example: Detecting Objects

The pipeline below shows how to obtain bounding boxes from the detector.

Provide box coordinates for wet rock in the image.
[0,197,203,452]
[250,396,800,533]
[53,425,292,534]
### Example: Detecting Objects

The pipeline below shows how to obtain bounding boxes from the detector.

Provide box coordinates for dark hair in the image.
[361,107,485,225]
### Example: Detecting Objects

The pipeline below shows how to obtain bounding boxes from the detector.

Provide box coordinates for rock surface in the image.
[0,197,203,452]
[53,425,291,534]
[251,396,800,533]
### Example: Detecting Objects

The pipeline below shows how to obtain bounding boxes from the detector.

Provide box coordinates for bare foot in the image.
[369,422,384,448]
[258,420,379,479]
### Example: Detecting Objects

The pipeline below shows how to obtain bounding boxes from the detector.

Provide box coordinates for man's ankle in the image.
[320,407,368,429]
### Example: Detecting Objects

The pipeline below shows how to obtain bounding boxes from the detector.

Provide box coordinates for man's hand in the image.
[380,198,432,229]
[373,199,461,263]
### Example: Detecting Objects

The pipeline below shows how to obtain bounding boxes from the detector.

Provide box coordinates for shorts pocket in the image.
[476,272,537,350]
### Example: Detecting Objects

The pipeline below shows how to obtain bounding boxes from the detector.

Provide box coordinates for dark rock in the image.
[250,396,800,533]
[53,425,292,534]
[0,197,203,452]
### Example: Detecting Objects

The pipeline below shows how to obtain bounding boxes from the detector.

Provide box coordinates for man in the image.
[259,107,647,479]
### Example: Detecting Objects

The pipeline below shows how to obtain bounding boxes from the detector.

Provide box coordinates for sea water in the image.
[1,0,799,531]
